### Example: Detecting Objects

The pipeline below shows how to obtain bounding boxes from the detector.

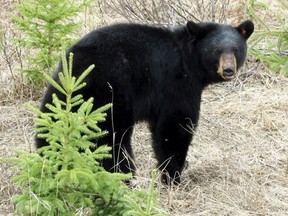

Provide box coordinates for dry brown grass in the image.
[1,0,288,215]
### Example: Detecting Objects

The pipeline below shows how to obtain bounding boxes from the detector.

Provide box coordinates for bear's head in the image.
[187,20,254,84]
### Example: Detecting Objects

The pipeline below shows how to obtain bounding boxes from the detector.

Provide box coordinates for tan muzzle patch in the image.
[217,53,237,81]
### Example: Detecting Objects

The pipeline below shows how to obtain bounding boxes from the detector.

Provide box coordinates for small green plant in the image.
[248,0,288,75]
[5,52,167,215]
[13,0,91,85]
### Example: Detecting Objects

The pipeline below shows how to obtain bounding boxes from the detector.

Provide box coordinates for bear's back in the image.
[73,23,174,49]
[66,23,184,89]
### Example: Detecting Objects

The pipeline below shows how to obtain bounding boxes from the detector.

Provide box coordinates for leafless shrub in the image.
[101,0,246,26]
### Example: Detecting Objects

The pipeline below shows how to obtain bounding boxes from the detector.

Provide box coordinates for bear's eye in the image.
[214,49,221,55]
[233,47,240,54]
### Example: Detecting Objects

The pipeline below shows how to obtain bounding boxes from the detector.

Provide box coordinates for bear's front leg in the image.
[150,115,194,185]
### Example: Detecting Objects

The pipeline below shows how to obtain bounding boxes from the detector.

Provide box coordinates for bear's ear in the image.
[236,20,254,40]
[186,21,202,38]
[186,21,218,39]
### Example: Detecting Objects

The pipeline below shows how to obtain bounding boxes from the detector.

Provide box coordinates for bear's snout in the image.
[217,52,237,81]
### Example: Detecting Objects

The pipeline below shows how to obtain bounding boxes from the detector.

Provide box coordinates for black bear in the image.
[36,20,254,184]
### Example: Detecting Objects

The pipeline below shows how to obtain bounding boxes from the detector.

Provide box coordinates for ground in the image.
[1,0,288,215]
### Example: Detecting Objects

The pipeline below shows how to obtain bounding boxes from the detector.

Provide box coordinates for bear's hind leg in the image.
[100,109,135,175]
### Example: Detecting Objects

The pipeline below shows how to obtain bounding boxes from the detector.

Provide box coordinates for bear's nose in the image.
[223,67,234,75]
[222,66,236,80]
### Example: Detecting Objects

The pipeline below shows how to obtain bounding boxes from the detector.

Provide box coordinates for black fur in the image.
[36,20,254,184]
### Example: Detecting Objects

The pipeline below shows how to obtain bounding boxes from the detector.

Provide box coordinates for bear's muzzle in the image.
[217,52,237,81]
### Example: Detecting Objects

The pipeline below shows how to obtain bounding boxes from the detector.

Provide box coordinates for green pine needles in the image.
[13,0,91,85]
[7,52,167,216]
[248,0,288,75]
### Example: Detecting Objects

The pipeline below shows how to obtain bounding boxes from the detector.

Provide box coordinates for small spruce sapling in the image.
[6,52,167,216]
[13,0,91,85]
[9,52,131,215]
